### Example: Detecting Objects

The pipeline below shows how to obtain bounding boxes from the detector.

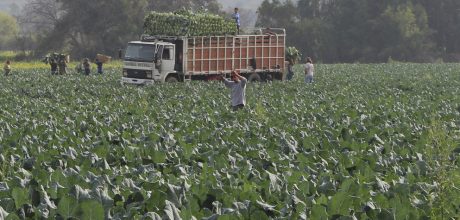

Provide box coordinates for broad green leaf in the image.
[78,200,104,220]
[310,204,328,220]
[11,188,28,209]
[328,191,349,216]
[57,196,78,218]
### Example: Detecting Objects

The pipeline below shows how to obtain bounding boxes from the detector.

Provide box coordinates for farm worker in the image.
[286,60,294,80]
[83,58,91,75]
[50,58,58,75]
[232,7,240,34]
[304,57,314,83]
[58,56,67,75]
[3,60,11,76]
[95,58,103,74]
[220,70,247,111]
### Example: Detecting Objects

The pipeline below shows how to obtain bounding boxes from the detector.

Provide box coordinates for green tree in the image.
[256,0,298,28]
[416,0,460,59]
[0,12,19,50]
[370,3,433,62]
[297,0,324,19]
[23,0,225,58]
[33,0,148,58]
[326,0,376,62]
[256,0,436,62]
[257,0,323,59]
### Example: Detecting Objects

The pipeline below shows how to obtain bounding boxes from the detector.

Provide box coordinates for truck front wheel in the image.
[248,73,261,82]
[166,76,178,83]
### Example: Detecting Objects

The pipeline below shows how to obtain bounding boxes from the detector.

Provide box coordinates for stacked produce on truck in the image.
[144,9,237,36]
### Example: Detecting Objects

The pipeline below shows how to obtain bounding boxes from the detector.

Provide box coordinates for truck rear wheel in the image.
[166,76,178,83]
[248,73,261,82]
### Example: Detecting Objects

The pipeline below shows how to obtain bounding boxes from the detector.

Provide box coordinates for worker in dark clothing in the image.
[95,58,103,74]
[50,59,58,75]
[83,58,91,75]
[58,55,67,75]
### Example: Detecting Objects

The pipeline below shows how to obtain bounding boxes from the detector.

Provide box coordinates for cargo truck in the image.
[121,28,285,84]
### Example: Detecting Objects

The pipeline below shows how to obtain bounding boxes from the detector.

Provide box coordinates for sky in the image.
[0,0,25,14]
[218,0,264,10]
[0,0,264,13]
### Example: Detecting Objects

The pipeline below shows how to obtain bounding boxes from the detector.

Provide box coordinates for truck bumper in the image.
[121,77,154,85]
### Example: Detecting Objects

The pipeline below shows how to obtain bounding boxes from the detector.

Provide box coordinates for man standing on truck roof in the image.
[220,71,247,111]
[232,7,240,35]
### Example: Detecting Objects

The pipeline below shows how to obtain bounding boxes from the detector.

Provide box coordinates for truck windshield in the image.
[124,44,156,62]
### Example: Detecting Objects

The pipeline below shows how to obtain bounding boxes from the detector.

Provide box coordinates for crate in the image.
[96,54,112,63]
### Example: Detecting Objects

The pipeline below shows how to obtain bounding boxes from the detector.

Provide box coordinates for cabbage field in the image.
[0,64,460,219]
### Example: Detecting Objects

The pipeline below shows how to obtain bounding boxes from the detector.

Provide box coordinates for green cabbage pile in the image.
[144,10,238,36]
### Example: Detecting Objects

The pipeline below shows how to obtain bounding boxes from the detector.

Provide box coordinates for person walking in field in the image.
[50,58,58,75]
[95,58,103,74]
[220,70,247,111]
[83,58,91,75]
[58,55,68,75]
[232,7,240,35]
[304,57,314,83]
[3,60,11,76]
[286,60,294,80]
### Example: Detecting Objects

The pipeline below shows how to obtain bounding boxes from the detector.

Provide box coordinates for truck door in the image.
[160,45,175,73]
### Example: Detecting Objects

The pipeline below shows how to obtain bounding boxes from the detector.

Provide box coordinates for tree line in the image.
[2,0,460,63]
[257,0,460,62]
[4,0,222,60]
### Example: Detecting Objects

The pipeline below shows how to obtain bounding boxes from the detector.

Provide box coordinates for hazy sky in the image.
[218,0,264,10]
[0,0,263,14]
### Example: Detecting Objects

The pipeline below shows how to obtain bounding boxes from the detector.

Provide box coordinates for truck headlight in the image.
[123,69,127,77]
[146,72,153,78]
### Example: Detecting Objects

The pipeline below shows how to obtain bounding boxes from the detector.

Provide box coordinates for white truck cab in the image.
[122,40,177,84]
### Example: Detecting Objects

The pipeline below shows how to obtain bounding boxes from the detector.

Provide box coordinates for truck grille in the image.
[126,69,150,79]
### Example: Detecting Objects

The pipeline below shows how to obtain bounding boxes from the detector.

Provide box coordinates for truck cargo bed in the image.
[184,31,285,75]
